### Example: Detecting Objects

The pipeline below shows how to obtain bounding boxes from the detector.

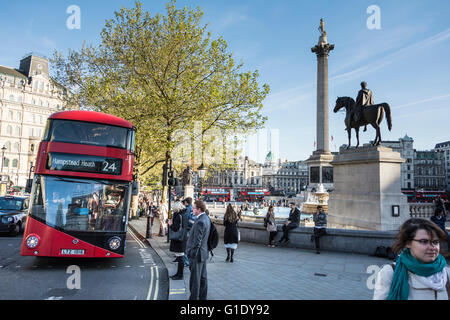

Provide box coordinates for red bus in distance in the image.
[21,111,136,258]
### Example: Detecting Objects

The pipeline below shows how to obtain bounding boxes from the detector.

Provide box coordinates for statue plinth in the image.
[327,146,410,231]
[184,185,194,200]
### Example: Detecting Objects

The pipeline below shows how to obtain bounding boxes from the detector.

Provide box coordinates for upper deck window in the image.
[45,119,130,149]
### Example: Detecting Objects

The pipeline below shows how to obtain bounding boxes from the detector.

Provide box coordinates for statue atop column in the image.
[318,18,328,45]
[312,18,334,55]
[319,18,326,37]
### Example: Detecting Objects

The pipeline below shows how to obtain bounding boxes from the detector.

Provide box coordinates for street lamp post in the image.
[197,162,206,200]
[1,145,6,173]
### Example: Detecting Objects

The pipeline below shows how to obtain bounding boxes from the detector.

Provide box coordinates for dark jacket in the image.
[313,211,327,228]
[287,207,300,227]
[430,215,446,232]
[223,218,239,244]
[169,209,188,253]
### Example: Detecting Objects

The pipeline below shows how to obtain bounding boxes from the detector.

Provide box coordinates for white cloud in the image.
[330,27,450,85]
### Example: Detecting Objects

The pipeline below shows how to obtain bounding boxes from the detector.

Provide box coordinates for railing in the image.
[409,203,435,219]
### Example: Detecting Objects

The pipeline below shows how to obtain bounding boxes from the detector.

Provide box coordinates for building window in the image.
[12,159,18,168]
[6,125,12,136]
[3,158,9,168]
[9,95,14,101]
[14,126,20,136]
[7,110,13,120]
[13,142,19,152]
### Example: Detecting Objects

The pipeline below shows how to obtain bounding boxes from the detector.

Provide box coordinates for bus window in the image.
[48,120,128,149]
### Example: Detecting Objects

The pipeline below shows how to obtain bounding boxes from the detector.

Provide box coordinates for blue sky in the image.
[1,0,450,162]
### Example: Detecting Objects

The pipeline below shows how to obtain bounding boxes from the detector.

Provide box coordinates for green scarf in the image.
[387,248,447,300]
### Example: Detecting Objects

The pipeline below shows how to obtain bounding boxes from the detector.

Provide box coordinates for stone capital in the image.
[311,43,335,57]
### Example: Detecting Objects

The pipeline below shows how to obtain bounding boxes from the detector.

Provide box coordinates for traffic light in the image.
[168,170,179,186]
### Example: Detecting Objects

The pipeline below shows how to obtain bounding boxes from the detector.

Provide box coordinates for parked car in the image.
[0,196,29,236]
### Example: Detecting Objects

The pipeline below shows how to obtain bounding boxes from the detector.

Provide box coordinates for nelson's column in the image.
[306,19,335,191]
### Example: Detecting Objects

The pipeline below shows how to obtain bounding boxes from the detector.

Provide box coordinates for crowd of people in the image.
[137,193,450,300]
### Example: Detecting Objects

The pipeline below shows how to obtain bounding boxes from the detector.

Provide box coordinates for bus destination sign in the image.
[47,153,122,175]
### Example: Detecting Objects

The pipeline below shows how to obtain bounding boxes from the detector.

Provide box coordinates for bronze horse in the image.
[333,96,392,148]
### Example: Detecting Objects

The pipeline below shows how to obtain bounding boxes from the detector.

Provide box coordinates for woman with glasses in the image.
[373,218,450,300]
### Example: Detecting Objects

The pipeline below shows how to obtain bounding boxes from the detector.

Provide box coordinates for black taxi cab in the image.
[0,196,29,236]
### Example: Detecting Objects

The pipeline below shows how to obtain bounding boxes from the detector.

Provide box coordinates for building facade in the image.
[434,141,450,192]
[380,135,415,190]
[0,53,68,187]
[414,150,446,191]
[262,157,309,196]
[204,156,263,188]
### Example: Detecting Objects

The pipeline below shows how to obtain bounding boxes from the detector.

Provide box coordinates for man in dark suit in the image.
[278,202,300,244]
[186,200,211,300]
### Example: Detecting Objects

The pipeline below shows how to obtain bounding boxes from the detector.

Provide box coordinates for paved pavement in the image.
[128,216,408,300]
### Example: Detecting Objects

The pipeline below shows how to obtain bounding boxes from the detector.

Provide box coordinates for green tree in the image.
[52,1,269,198]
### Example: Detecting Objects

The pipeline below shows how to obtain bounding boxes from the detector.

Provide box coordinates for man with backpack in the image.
[186,200,211,300]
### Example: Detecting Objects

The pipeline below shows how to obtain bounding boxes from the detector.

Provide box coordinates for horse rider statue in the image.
[351,81,374,132]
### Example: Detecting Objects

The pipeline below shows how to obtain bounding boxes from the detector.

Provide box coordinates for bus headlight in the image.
[26,235,40,249]
[108,236,121,250]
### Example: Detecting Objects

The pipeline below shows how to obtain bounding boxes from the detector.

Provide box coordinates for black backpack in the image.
[374,246,388,258]
[374,246,396,260]
[207,218,219,257]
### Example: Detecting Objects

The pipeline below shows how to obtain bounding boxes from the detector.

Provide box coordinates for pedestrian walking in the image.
[373,218,450,300]
[158,200,168,237]
[168,201,188,280]
[430,207,450,257]
[148,202,157,226]
[434,196,447,216]
[311,206,327,254]
[264,205,277,247]
[223,204,239,262]
[186,200,211,300]
[278,202,300,245]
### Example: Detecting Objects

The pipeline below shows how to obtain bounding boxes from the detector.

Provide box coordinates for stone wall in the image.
[213,217,448,255]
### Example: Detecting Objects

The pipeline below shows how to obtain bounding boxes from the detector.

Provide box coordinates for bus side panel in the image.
[21,217,55,257]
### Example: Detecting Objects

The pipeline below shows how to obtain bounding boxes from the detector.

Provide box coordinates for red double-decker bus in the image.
[21,111,135,258]
[201,187,232,202]
[236,188,270,202]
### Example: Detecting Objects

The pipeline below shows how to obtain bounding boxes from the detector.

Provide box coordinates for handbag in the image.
[169,215,185,241]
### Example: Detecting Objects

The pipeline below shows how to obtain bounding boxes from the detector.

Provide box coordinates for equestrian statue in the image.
[333,82,392,149]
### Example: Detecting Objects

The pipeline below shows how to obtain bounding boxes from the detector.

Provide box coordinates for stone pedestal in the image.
[184,185,194,200]
[327,146,410,231]
[306,151,334,191]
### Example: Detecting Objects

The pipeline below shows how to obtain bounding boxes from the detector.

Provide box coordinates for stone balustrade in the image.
[409,203,435,219]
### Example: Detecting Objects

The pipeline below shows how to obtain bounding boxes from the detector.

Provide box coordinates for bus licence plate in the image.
[60,249,85,255]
